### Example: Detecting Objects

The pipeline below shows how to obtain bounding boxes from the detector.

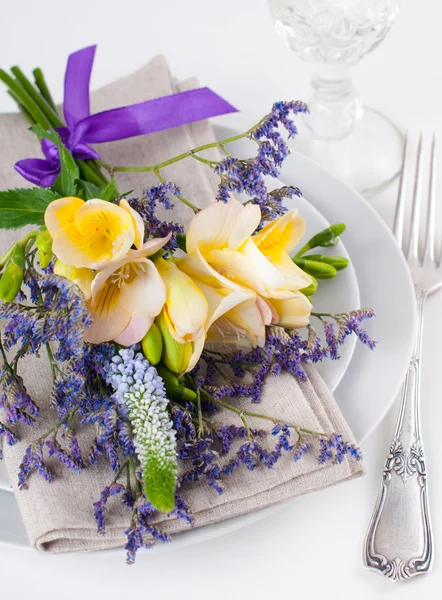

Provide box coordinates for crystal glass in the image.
[268,0,402,194]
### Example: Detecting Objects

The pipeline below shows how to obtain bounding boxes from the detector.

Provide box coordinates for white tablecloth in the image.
[0,1,441,597]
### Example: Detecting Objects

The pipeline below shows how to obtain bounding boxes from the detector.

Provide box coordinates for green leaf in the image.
[99,177,119,201]
[30,125,79,197]
[175,233,187,253]
[75,179,103,201]
[0,187,59,229]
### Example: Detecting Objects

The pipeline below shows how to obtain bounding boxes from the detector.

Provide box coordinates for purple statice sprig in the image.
[128,183,184,254]
[312,308,377,360]
[215,101,308,223]
[0,333,39,449]
[196,309,375,404]
[93,461,193,564]
[17,406,83,488]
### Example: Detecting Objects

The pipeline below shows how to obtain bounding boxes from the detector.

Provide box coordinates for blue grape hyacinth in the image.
[105,347,178,513]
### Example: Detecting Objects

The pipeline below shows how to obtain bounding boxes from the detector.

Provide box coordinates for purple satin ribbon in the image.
[15,46,237,187]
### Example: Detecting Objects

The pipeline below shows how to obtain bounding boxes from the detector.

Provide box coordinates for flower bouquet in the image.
[0,47,374,562]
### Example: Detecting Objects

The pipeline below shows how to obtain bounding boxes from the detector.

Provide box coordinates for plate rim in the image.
[279,146,416,443]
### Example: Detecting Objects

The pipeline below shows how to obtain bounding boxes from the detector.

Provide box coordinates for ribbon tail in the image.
[14,158,61,188]
[64,45,96,130]
[71,87,238,145]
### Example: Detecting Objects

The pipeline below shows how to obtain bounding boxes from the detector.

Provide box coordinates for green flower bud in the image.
[299,275,318,297]
[36,229,53,253]
[156,312,193,374]
[156,365,181,395]
[156,364,197,402]
[36,229,53,268]
[141,323,163,365]
[303,254,349,271]
[9,244,25,269]
[292,257,337,279]
[176,386,197,401]
[296,223,346,256]
[0,263,24,302]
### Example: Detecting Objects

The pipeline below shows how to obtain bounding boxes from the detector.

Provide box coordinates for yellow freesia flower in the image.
[178,257,273,372]
[185,198,312,300]
[53,259,94,301]
[84,235,171,345]
[155,257,209,343]
[45,197,141,269]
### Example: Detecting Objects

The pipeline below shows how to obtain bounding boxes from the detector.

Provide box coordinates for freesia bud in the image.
[292,257,337,279]
[157,364,197,401]
[36,229,53,268]
[0,245,25,302]
[300,275,318,296]
[141,323,163,365]
[156,311,193,375]
[303,254,349,271]
[295,223,346,256]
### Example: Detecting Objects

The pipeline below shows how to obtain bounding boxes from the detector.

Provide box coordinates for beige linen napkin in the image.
[0,57,364,553]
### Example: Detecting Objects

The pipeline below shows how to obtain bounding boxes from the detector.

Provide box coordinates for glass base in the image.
[291,107,404,197]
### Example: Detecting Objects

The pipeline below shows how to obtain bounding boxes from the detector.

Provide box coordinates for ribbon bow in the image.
[15,46,237,187]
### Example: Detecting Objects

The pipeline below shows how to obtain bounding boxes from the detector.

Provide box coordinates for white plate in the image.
[0,132,415,553]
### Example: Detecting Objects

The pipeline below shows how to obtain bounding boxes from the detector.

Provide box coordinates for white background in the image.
[1,0,442,598]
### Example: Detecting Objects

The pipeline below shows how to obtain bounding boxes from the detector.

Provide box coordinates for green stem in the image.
[196,389,204,438]
[311,312,345,319]
[10,66,64,128]
[77,159,108,187]
[113,458,130,484]
[112,117,266,174]
[0,231,38,268]
[7,90,36,125]
[45,343,58,382]
[0,333,11,370]
[212,397,329,438]
[0,69,52,129]
[32,68,57,110]
[154,169,199,213]
[240,413,252,440]
[191,154,217,167]
[36,407,78,443]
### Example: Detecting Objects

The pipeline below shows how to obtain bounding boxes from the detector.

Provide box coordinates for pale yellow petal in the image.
[44,197,84,236]
[177,254,224,287]
[195,282,264,347]
[270,248,312,291]
[255,295,279,325]
[221,238,286,296]
[228,203,261,250]
[137,233,172,257]
[119,198,144,249]
[53,259,93,301]
[113,315,154,346]
[156,258,208,342]
[253,209,306,255]
[118,259,166,318]
[271,293,312,328]
[85,282,130,344]
[186,198,244,255]
[186,336,205,373]
[74,199,135,265]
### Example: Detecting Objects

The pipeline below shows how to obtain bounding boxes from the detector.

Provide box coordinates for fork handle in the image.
[364,289,433,582]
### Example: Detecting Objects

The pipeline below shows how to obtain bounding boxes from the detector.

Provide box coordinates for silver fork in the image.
[363,135,440,582]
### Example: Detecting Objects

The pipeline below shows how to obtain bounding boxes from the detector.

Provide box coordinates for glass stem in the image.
[305,67,362,141]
